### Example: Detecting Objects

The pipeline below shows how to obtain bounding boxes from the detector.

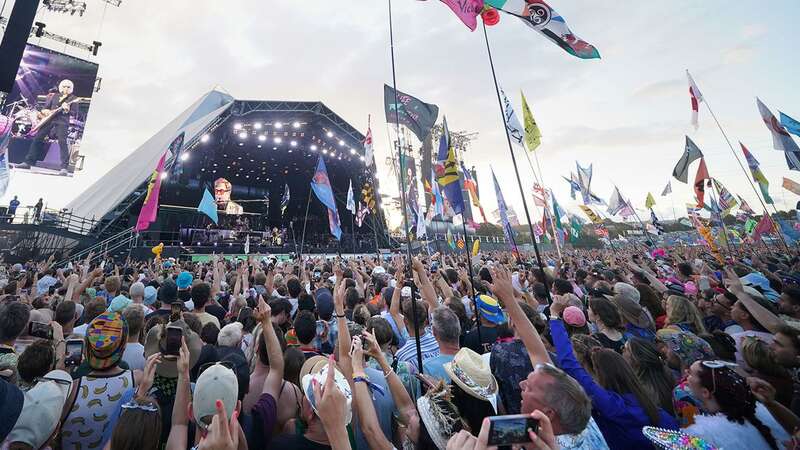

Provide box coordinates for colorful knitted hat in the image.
[86,312,128,370]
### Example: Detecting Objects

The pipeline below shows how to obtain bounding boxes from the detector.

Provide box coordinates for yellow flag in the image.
[578,205,602,224]
[472,239,480,256]
[645,192,656,210]
[521,90,541,152]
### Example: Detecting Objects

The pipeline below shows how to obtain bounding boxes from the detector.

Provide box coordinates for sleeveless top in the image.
[61,370,135,449]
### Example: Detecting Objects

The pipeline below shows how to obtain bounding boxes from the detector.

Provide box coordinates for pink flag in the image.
[752,214,775,241]
[687,70,703,130]
[135,151,167,232]
[423,0,485,31]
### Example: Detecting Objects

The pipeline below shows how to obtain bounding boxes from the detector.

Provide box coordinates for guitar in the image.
[30,96,88,134]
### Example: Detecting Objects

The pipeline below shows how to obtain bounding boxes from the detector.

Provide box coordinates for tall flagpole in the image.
[388,0,423,375]
[482,21,552,306]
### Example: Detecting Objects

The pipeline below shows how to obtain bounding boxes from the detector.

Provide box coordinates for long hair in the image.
[109,396,162,450]
[588,297,624,331]
[626,338,676,415]
[666,295,706,334]
[637,283,666,318]
[591,348,661,425]
[696,362,779,450]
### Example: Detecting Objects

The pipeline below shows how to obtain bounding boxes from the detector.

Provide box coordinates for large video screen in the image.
[2,44,99,176]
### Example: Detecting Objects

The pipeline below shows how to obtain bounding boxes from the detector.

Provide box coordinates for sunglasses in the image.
[34,376,72,386]
[700,360,737,394]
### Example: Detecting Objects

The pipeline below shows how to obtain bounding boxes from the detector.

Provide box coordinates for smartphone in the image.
[28,321,52,340]
[315,320,325,337]
[486,414,539,446]
[170,303,182,322]
[313,271,321,281]
[65,339,83,367]
[164,326,183,358]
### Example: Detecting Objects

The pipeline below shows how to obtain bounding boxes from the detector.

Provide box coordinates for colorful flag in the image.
[578,205,602,224]
[661,181,672,196]
[740,142,774,204]
[783,177,800,196]
[384,84,439,141]
[421,0,484,31]
[310,156,342,240]
[197,188,219,225]
[607,187,628,216]
[712,179,737,213]
[532,183,549,207]
[460,161,487,222]
[650,210,664,235]
[521,90,542,151]
[485,0,600,59]
[757,98,800,153]
[361,182,376,213]
[645,192,656,210]
[569,215,583,241]
[446,227,456,250]
[428,169,445,218]
[500,86,524,146]
[576,161,594,204]
[356,202,369,227]
[744,218,758,235]
[281,183,290,216]
[564,173,579,200]
[135,151,168,232]
[492,168,520,258]
[363,120,374,165]
[434,117,465,215]
[781,111,800,138]
[752,214,776,241]
[694,158,709,208]
[471,239,480,257]
[346,180,356,214]
[673,136,704,183]
[738,195,755,215]
[686,70,704,130]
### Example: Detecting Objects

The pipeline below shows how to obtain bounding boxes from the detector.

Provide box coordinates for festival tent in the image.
[65,89,235,221]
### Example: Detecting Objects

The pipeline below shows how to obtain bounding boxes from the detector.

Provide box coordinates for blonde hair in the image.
[741,335,789,378]
[666,295,706,334]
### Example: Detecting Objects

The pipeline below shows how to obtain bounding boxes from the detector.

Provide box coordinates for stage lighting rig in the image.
[43,0,88,16]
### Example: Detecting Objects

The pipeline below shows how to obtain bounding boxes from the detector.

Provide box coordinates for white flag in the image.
[363,124,374,166]
[244,234,250,254]
[346,180,356,214]
[687,70,704,130]
[500,86,524,146]
[416,206,427,238]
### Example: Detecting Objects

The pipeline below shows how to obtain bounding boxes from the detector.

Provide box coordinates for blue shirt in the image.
[551,319,678,450]
[422,354,454,382]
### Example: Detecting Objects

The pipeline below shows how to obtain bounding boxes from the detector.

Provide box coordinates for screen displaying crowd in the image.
[1,245,799,450]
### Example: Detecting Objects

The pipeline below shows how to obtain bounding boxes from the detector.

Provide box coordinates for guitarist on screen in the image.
[16,79,77,175]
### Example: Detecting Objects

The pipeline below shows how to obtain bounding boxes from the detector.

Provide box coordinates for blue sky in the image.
[3,0,800,229]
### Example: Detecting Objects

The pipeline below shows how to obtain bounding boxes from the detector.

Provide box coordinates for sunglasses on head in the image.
[701,360,737,393]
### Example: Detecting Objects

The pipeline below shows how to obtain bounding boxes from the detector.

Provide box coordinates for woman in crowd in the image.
[623,337,676,415]
[664,295,707,335]
[587,297,627,353]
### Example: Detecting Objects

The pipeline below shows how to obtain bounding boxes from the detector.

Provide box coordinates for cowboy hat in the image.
[144,318,202,378]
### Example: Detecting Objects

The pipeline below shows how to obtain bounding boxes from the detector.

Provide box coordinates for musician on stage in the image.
[16,80,78,176]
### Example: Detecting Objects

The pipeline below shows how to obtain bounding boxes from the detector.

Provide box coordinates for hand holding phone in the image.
[163,326,183,359]
[28,322,53,340]
[65,339,83,367]
[486,414,539,446]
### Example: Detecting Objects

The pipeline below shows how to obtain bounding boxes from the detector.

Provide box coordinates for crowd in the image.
[0,244,799,449]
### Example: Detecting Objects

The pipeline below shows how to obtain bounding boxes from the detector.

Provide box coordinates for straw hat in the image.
[443,348,498,409]
[416,381,464,450]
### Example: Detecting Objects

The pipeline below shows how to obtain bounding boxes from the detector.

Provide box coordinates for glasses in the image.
[34,376,71,386]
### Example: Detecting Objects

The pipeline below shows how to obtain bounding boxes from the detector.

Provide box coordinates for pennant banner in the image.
[310,156,342,240]
[384,84,439,141]
[521,90,542,151]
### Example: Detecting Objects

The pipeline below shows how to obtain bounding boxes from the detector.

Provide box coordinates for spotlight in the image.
[180,153,189,161]
[275,122,283,129]
[233,123,242,130]
[338,156,342,160]
[349,148,356,155]
[238,132,247,139]
[360,156,366,162]
[253,122,262,130]
[290,140,297,147]
[160,172,168,180]
[326,131,334,138]
[200,134,210,143]
[292,121,300,129]
[338,140,345,146]
[322,149,328,155]
[310,144,318,151]
[274,137,282,144]
[258,135,266,142]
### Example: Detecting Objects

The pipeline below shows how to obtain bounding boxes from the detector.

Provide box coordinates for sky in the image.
[2,0,800,230]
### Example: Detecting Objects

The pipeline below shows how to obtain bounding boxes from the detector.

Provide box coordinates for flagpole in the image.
[482,22,552,306]
[521,148,562,260]
[388,0,424,375]
[299,192,312,259]
[460,213,481,345]
[709,177,735,258]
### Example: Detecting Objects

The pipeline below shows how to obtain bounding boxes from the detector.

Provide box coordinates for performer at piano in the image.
[16,80,78,176]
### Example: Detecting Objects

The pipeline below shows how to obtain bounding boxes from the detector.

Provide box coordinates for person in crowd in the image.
[145,279,179,322]
[423,306,461,381]
[121,305,146,370]
[658,329,716,427]
[623,337,676,415]
[462,294,505,354]
[664,295,707,335]
[394,298,439,372]
[192,281,220,328]
[587,297,626,353]
[0,302,32,382]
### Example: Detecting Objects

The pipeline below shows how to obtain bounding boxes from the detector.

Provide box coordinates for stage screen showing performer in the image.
[3,44,98,176]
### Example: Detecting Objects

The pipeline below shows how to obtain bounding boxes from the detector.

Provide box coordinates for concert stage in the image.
[65,90,391,253]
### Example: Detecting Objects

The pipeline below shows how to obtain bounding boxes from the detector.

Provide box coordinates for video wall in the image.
[2,44,99,176]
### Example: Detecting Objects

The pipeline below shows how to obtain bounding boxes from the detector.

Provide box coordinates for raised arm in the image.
[363,331,419,434]
[166,338,192,450]
[255,295,283,398]
[334,280,353,380]
[389,261,407,338]
[412,257,439,311]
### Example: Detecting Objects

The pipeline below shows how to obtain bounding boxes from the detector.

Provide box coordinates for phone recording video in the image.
[164,326,183,358]
[28,321,53,340]
[64,339,83,367]
[487,414,539,446]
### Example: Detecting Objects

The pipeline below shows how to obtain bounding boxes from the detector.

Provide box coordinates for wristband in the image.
[334,313,346,318]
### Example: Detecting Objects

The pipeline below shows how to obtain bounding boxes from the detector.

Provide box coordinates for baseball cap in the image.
[562,306,587,327]
[315,289,334,321]
[176,271,193,290]
[108,294,132,313]
[301,361,352,425]
[143,285,158,306]
[86,312,128,370]
[193,363,238,429]
[7,370,72,448]
[475,295,505,324]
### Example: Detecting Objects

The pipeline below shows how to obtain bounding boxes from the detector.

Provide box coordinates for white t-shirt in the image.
[122,342,146,371]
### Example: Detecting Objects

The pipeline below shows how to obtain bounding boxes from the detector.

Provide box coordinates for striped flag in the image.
[757,98,800,153]
[434,117,465,215]
[687,70,703,130]
[740,142,774,204]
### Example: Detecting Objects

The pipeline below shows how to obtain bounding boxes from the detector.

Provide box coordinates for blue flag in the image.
[492,168,519,259]
[311,156,342,240]
[434,117,465,216]
[781,112,800,138]
[197,188,218,224]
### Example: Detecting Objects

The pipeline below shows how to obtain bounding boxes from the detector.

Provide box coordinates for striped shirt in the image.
[395,329,439,373]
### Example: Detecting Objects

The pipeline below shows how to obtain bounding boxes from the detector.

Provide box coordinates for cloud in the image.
[631,77,684,99]
[741,23,767,39]
[722,44,756,65]
[547,122,681,151]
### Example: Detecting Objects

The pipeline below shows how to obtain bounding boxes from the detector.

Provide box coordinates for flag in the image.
[783,177,800,196]
[460,161,487,222]
[416,205,427,239]
[471,239,480,257]
[687,70,704,130]
[197,188,219,225]
[551,192,565,242]
[752,214,776,242]
[578,205,602,224]
[673,136,704,183]
[434,117,465,215]
[281,184,290,215]
[645,192,656,210]
[757,98,800,153]
[500,87,524,145]
[136,151,168,232]
[740,142,774,204]
[168,132,186,177]
[781,111,800,138]
[310,156,342,240]
[521,90,542,151]
[0,115,11,198]
[576,162,594,204]
[492,169,520,258]
[712,179,737,213]
[532,183,548,207]
[607,187,627,216]
[745,217,758,235]
[446,227,456,250]
[650,210,664,235]
[363,121,374,165]
[422,0,484,30]
[244,234,250,255]
[384,84,439,141]
[356,202,369,227]
[346,180,356,214]
[738,195,755,215]
[569,216,583,241]
[661,181,672,196]
[361,182,376,213]
[563,173,579,200]
[485,0,600,59]
[428,169,445,218]
[694,158,709,208]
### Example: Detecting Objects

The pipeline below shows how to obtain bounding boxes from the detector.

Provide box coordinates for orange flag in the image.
[694,158,709,208]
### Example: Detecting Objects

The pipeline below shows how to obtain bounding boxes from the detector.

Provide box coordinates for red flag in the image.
[752,214,776,241]
[694,157,709,208]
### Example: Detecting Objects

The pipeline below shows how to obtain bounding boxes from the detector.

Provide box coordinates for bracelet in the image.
[353,375,369,384]
[334,313,346,318]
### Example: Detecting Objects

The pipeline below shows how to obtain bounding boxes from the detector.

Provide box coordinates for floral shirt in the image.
[556,417,610,450]
[672,376,703,427]
[489,339,532,414]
